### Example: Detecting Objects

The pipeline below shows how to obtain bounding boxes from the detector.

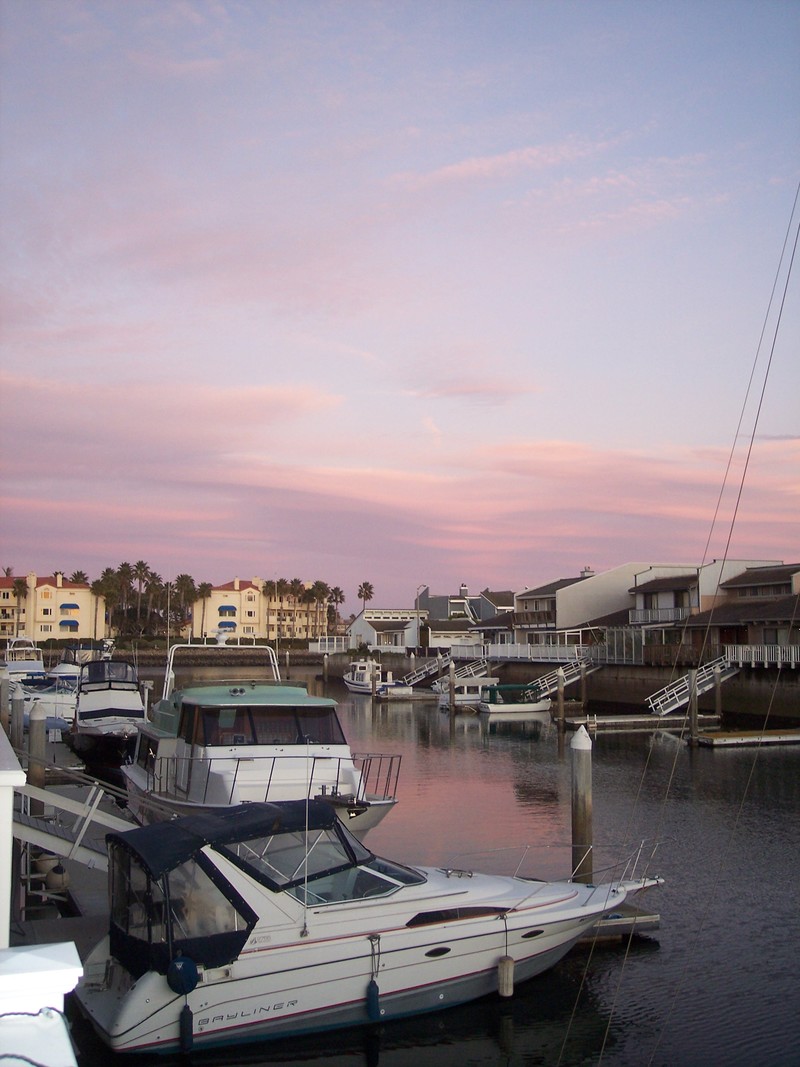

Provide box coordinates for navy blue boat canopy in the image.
[106,800,341,880]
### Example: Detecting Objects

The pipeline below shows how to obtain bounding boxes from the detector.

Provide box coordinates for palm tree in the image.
[197,582,213,639]
[12,576,27,636]
[144,572,163,634]
[70,570,89,584]
[132,560,151,625]
[357,581,374,613]
[328,586,345,632]
[174,574,197,628]
[99,568,121,635]
[310,580,330,636]
[90,578,105,639]
[116,562,134,632]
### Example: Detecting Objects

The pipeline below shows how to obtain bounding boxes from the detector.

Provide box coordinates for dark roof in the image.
[719,564,800,589]
[518,577,586,598]
[481,589,515,605]
[683,594,800,628]
[427,618,475,633]
[106,800,338,880]
[582,608,632,628]
[629,574,696,594]
[470,610,516,631]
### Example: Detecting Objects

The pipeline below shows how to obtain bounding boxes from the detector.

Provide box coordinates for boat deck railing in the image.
[146,750,402,807]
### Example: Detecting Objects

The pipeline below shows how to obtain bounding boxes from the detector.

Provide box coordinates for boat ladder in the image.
[527,657,600,698]
[646,656,739,716]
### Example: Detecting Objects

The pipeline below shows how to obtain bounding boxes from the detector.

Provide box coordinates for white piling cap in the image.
[570,724,592,750]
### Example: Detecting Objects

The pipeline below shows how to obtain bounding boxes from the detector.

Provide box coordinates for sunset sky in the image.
[1,1,798,609]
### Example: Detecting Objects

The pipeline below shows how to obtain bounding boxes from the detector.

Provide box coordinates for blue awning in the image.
[59,619,79,630]
[218,607,236,616]
[60,602,79,610]
[218,620,236,629]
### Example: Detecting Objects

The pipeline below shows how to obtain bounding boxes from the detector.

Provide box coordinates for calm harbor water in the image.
[70,667,800,1067]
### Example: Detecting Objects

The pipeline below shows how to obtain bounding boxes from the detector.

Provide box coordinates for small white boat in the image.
[2,637,47,688]
[47,639,114,684]
[66,659,146,761]
[20,676,78,730]
[122,641,400,837]
[436,676,500,708]
[343,659,414,697]
[73,799,663,1055]
[478,683,553,717]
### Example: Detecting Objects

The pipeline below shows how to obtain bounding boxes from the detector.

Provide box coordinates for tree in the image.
[90,578,105,639]
[174,574,198,627]
[144,572,163,634]
[116,562,134,632]
[12,577,27,636]
[197,582,213,638]
[328,586,345,632]
[132,560,151,625]
[70,570,89,584]
[357,581,374,612]
[98,568,121,635]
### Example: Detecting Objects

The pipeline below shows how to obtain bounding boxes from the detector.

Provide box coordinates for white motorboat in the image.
[478,683,553,717]
[436,676,500,709]
[122,641,400,837]
[19,676,78,730]
[66,659,146,761]
[344,660,414,698]
[2,636,47,688]
[73,799,663,1056]
[47,639,114,684]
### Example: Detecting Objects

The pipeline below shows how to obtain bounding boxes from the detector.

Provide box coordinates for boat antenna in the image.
[300,739,311,937]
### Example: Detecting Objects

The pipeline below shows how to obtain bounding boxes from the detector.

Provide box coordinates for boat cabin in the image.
[106,801,424,979]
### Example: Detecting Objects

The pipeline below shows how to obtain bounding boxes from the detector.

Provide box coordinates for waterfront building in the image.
[190,577,327,642]
[0,573,102,642]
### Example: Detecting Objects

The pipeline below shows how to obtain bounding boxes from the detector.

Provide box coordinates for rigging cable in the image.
[644,200,800,1067]
[570,181,800,1067]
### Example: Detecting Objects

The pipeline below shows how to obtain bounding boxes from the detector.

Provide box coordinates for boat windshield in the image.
[81,660,138,686]
[190,704,348,746]
[218,825,425,904]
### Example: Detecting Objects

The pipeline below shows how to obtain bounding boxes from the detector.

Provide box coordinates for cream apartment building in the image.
[0,573,102,642]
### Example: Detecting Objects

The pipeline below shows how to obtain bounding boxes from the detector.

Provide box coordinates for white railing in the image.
[629,608,691,624]
[725,644,800,668]
[310,637,354,653]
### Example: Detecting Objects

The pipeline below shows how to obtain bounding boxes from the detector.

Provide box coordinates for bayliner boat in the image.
[66,658,146,761]
[73,799,663,1055]
[478,683,552,718]
[121,641,400,837]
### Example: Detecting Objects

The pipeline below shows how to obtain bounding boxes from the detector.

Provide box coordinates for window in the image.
[42,608,52,617]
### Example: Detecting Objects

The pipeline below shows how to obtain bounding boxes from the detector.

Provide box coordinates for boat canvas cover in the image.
[106,800,340,879]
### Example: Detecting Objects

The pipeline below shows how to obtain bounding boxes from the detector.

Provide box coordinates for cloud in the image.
[392,138,613,192]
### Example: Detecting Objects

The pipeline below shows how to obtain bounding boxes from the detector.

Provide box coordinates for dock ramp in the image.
[13,782,134,872]
[646,657,739,716]
[401,653,453,686]
[528,657,600,699]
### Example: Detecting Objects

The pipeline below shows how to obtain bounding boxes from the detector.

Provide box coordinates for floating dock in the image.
[695,729,800,748]
[564,713,720,734]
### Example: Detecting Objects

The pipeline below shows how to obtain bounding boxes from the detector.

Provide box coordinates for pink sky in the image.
[1,2,798,609]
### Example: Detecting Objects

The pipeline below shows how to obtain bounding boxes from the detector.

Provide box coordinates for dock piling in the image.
[571,725,593,884]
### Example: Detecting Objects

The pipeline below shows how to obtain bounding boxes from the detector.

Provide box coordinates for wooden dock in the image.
[564,713,720,734]
[695,728,800,748]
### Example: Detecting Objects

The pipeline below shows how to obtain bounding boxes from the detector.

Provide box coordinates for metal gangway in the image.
[527,657,600,699]
[400,653,453,686]
[13,779,133,872]
[646,656,739,716]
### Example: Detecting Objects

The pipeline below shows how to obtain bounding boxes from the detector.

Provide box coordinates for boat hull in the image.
[76,907,605,1054]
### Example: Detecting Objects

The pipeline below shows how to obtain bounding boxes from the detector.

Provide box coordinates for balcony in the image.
[629,608,691,625]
